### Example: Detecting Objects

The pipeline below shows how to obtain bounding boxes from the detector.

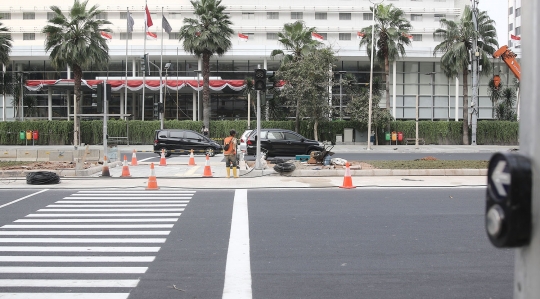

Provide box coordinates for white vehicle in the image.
[239,130,253,153]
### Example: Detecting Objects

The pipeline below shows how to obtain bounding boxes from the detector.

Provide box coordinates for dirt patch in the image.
[0,161,96,171]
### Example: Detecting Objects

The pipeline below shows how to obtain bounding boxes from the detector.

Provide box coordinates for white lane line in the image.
[56,200,189,203]
[76,191,195,193]
[15,218,178,223]
[0,267,148,274]
[63,197,192,200]
[0,190,48,210]
[0,231,170,235]
[0,238,165,243]
[26,213,182,217]
[0,256,154,262]
[0,247,160,252]
[222,189,252,299]
[0,279,140,288]
[47,204,187,207]
[0,293,130,299]
[37,208,185,212]
[182,166,200,177]
[3,224,174,229]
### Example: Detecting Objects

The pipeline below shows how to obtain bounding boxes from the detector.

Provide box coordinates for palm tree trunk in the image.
[313,119,318,141]
[462,69,469,145]
[385,56,390,110]
[202,52,211,128]
[73,65,82,146]
[295,99,300,133]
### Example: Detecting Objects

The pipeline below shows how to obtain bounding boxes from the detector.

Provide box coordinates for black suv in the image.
[246,129,324,157]
[154,129,222,157]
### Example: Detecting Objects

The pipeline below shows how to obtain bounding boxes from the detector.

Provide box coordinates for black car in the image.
[246,129,324,157]
[153,129,222,157]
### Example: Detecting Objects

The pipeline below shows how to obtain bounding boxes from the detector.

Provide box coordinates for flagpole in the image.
[160,7,164,129]
[125,7,129,121]
[142,2,147,121]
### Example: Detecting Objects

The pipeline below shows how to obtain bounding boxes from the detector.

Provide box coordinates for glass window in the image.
[242,12,255,19]
[120,12,127,19]
[509,23,513,31]
[339,33,351,40]
[315,12,327,20]
[47,12,56,20]
[185,131,201,140]
[319,33,327,40]
[509,7,513,15]
[170,131,183,138]
[434,14,445,22]
[267,32,278,40]
[0,13,11,20]
[411,14,423,21]
[267,131,284,140]
[23,12,35,20]
[291,12,303,20]
[284,132,301,141]
[120,32,132,40]
[515,8,520,17]
[23,33,35,40]
[434,34,444,42]
[169,32,180,40]
[412,34,422,41]
[363,13,373,21]
[339,13,351,20]
[95,12,107,20]
[267,12,279,19]
[516,27,521,35]
[168,12,181,19]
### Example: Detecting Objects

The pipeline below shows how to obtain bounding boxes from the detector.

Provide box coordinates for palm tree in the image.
[495,88,516,121]
[178,0,234,128]
[433,5,498,144]
[0,19,12,66]
[487,77,502,119]
[270,21,321,132]
[358,3,412,111]
[42,0,111,146]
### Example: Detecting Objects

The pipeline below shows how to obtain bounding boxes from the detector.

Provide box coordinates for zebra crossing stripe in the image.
[0,279,140,287]
[63,197,191,200]
[76,190,195,193]
[15,218,178,222]
[37,208,185,212]
[26,213,182,217]
[47,204,187,207]
[0,267,148,273]
[3,224,174,229]
[56,200,189,203]
[0,238,166,243]
[0,293,130,299]
[0,247,160,252]
[0,256,155,262]
[0,231,170,235]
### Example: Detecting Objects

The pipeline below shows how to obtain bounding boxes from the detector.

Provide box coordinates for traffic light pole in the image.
[255,89,262,170]
[102,81,108,157]
[514,1,540,297]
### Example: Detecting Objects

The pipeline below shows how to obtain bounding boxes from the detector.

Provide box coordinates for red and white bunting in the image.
[238,33,248,42]
[100,31,112,40]
[356,31,365,40]
[311,32,324,42]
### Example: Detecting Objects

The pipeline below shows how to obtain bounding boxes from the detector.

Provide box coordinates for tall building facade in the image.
[507,0,521,49]
[0,0,509,122]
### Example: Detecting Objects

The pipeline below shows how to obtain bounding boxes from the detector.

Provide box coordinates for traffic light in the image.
[141,54,148,73]
[266,71,276,90]
[254,68,266,91]
[486,152,532,248]
[153,102,164,119]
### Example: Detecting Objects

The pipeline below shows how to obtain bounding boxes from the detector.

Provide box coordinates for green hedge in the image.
[0,119,519,146]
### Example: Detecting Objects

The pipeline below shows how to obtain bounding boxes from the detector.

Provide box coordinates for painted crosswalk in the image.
[0,189,194,298]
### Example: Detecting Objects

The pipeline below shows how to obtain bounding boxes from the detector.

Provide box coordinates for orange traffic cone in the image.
[188,149,196,166]
[130,149,138,166]
[146,163,159,190]
[202,154,213,177]
[339,162,356,189]
[121,155,131,178]
[101,155,111,177]
[159,149,167,166]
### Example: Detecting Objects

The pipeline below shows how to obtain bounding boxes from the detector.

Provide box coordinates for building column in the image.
[193,91,197,121]
[132,58,136,77]
[455,77,459,121]
[120,92,124,120]
[392,60,397,119]
[67,65,71,79]
[132,92,136,120]
[48,88,52,121]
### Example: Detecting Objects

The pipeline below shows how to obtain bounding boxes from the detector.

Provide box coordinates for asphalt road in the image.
[0,188,513,298]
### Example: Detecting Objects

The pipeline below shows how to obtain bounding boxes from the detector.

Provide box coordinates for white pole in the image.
[142,2,147,121]
[367,0,382,150]
[159,7,164,130]
[247,92,251,129]
[1,64,5,121]
[455,77,459,121]
[415,94,419,149]
[392,60,397,119]
[255,64,261,170]
[124,7,129,121]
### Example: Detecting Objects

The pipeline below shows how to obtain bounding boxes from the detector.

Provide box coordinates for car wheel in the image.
[205,147,216,157]
[165,151,172,158]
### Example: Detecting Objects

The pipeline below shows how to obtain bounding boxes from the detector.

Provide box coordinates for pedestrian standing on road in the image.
[223,129,238,178]
[201,125,209,137]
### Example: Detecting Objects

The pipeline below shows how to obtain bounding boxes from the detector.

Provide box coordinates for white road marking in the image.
[0,246,160,252]
[0,279,140,287]
[222,189,252,299]
[0,238,165,243]
[182,166,200,177]
[37,208,185,212]
[47,204,187,207]
[3,224,174,229]
[76,190,195,193]
[0,293,130,299]
[15,218,178,223]
[0,256,154,262]
[0,190,48,210]
[63,197,191,200]
[0,231,170,235]
[0,267,148,273]
[56,200,189,203]
[26,213,182,217]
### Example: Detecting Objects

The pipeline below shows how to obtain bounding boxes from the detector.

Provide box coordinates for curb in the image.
[0,161,122,177]
[289,168,487,177]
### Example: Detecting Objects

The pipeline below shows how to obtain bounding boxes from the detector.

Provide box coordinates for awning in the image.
[25,79,247,92]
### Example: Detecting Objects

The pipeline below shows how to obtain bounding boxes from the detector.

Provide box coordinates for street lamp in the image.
[424,72,436,121]
[194,69,201,121]
[339,71,346,120]
[367,0,384,150]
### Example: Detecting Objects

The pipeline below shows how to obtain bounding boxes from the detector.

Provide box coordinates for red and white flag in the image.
[100,31,112,40]
[311,32,324,42]
[238,33,248,42]
[145,5,153,28]
[146,32,157,39]
[511,34,521,46]
[357,32,365,40]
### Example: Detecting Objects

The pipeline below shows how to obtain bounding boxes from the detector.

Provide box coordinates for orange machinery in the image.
[492,45,521,89]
